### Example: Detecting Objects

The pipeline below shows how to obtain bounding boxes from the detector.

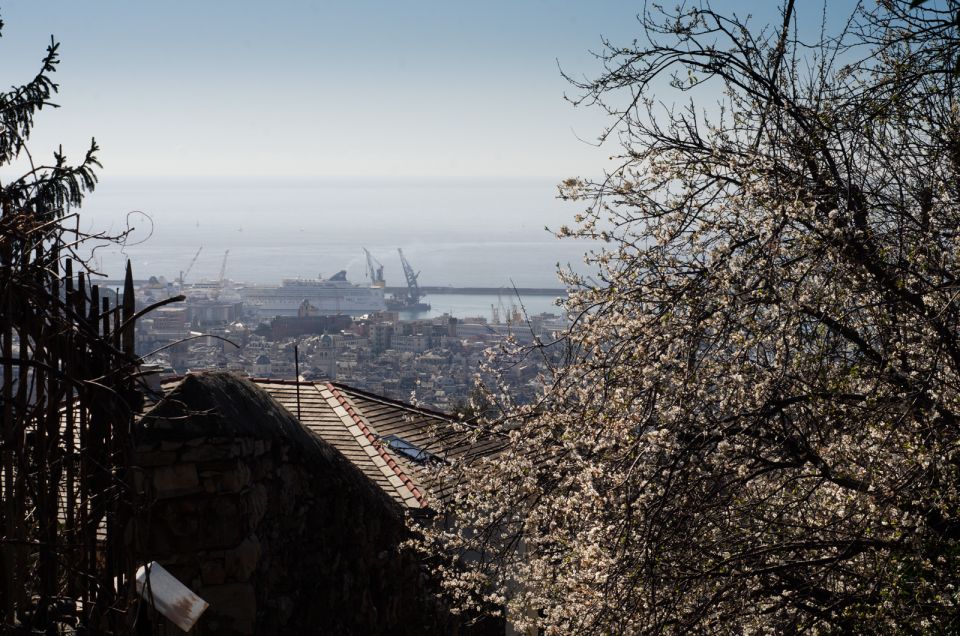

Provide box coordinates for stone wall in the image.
[131,372,456,635]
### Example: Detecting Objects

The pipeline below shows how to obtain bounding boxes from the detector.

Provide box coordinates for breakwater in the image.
[385,286,566,296]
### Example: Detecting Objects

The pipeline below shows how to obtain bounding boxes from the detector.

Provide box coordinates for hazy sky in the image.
[0,2,859,285]
[0,2,850,180]
[0,1,649,179]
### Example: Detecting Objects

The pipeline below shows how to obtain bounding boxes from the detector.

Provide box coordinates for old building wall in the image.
[131,372,454,636]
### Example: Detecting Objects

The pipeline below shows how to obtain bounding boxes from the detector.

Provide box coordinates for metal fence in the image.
[1,211,151,632]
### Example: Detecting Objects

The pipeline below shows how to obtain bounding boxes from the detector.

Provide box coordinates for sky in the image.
[0,0,663,179]
[0,1,862,181]
[0,2,865,286]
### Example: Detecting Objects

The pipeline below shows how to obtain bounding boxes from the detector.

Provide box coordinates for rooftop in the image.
[159,374,503,511]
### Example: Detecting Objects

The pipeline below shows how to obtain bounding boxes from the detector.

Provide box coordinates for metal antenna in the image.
[294,344,302,420]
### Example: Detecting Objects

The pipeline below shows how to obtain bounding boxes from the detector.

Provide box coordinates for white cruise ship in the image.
[238,270,386,317]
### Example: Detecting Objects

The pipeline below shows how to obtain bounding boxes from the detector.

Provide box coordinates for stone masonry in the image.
[131,372,456,635]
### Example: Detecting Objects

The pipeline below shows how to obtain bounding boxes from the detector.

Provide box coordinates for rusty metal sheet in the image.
[135,561,209,632]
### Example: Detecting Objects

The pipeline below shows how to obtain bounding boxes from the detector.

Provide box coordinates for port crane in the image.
[204,249,231,300]
[179,246,203,285]
[362,247,385,288]
[397,248,423,305]
[218,249,230,283]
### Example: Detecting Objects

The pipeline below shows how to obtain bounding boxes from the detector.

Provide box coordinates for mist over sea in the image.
[76,176,596,318]
[79,177,592,284]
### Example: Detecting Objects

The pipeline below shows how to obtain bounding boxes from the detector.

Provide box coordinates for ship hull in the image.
[239,279,386,317]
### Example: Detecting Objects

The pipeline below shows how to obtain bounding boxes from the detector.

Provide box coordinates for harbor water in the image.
[76,176,599,295]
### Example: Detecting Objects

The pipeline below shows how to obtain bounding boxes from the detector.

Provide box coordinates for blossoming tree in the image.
[425,1,960,632]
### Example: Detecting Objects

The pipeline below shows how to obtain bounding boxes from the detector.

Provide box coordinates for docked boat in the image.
[238,270,386,317]
[385,297,431,312]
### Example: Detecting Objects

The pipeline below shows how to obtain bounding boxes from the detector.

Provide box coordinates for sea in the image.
[76,176,599,320]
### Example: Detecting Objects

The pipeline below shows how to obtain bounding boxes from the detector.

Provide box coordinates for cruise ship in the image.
[238,270,386,317]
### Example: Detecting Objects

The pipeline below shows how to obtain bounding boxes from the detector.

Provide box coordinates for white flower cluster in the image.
[413,2,960,633]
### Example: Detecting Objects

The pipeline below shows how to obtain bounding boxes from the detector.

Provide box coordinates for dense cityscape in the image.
[131,264,568,411]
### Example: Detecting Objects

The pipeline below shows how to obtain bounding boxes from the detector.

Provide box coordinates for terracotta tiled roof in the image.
[331,383,505,506]
[160,376,502,512]
[324,384,426,508]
